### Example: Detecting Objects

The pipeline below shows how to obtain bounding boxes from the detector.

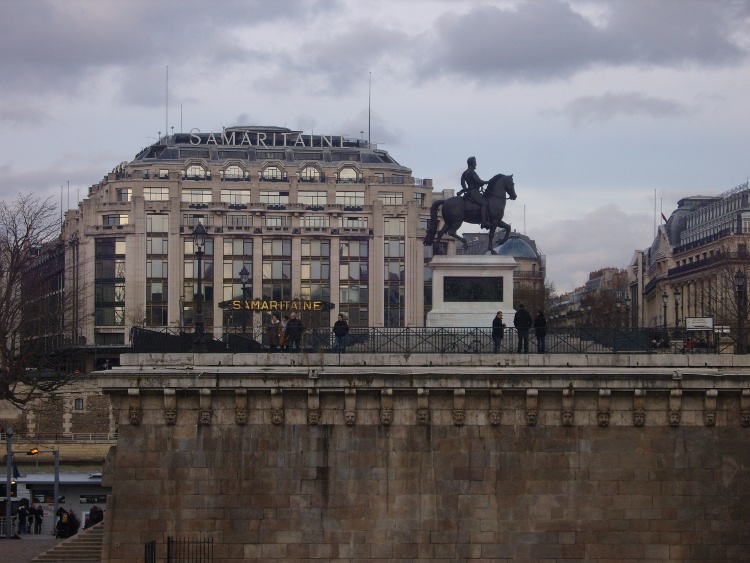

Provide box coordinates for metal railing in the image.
[130,326,746,355]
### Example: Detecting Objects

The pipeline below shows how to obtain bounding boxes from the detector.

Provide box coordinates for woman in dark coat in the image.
[267,314,281,351]
[534,310,547,354]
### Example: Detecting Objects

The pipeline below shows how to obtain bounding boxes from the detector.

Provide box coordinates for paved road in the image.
[0,535,62,563]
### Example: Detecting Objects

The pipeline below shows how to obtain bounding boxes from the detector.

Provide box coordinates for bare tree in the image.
[0,193,72,407]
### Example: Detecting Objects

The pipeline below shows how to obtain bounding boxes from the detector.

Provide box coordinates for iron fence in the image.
[167,536,213,562]
[130,326,744,355]
[144,537,214,563]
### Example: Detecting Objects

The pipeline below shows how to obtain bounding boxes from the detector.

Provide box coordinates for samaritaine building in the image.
[61,126,438,367]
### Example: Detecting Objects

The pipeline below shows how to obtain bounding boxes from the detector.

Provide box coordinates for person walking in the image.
[514,303,533,353]
[492,311,506,354]
[285,312,305,352]
[332,314,349,353]
[534,310,547,353]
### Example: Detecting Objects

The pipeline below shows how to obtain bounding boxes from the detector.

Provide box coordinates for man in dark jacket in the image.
[332,314,350,353]
[285,312,305,352]
[513,304,533,353]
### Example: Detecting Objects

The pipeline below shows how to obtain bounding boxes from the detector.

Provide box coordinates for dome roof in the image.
[491,234,538,259]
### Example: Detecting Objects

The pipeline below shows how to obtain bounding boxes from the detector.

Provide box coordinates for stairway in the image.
[32,522,104,562]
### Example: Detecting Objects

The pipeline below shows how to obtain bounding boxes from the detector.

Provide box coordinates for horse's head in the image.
[486,173,514,198]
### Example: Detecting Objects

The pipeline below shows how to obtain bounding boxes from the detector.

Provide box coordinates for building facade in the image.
[628,181,750,338]
[60,126,437,367]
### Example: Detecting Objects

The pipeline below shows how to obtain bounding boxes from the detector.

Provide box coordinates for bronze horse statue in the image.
[424,173,516,253]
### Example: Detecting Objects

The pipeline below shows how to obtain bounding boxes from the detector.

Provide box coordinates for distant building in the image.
[550,268,629,328]
[628,181,750,332]
[48,126,439,369]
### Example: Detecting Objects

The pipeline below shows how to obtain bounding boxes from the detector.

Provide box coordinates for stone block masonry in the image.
[98,353,750,562]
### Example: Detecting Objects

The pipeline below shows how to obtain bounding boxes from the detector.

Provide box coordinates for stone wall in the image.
[99,354,750,562]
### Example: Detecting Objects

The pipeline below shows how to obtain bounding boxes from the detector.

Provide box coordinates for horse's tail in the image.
[423,200,445,245]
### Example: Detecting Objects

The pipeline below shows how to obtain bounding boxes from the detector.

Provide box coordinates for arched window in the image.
[300,166,321,182]
[185,165,206,180]
[223,165,244,180]
[338,167,358,183]
[262,165,284,181]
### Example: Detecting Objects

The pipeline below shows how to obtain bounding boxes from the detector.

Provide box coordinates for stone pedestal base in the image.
[426,254,516,328]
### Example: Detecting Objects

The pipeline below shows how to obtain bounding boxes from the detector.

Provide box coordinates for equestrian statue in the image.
[423,156,516,254]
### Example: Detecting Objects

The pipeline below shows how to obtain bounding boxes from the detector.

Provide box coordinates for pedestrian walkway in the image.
[0,534,62,563]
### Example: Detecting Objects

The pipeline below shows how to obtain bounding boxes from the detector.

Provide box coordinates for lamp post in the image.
[238,266,250,333]
[673,287,681,339]
[662,290,669,335]
[624,294,631,329]
[735,270,745,355]
[193,223,207,352]
[27,448,59,533]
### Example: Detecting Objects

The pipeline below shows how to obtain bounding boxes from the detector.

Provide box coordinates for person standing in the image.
[534,310,547,353]
[267,313,281,352]
[279,315,289,351]
[33,503,43,534]
[513,303,532,353]
[285,312,305,352]
[332,314,349,353]
[492,311,506,354]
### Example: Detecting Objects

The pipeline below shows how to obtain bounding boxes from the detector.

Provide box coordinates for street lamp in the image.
[735,270,745,355]
[673,287,681,338]
[624,294,631,329]
[27,448,60,533]
[238,266,250,333]
[193,223,207,353]
[662,290,669,334]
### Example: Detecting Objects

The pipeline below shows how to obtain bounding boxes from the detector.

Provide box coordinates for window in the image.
[103,214,128,226]
[335,191,365,206]
[225,214,250,227]
[303,216,330,228]
[300,166,322,182]
[301,239,331,325]
[339,240,369,326]
[185,165,206,180]
[265,215,291,227]
[221,189,251,205]
[379,193,403,205]
[182,189,212,203]
[342,216,368,229]
[338,167,358,183]
[413,192,426,206]
[298,191,327,206]
[146,214,169,233]
[262,239,292,301]
[144,187,170,201]
[158,169,169,179]
[222,165,245,181]
[260,191,289,205]
[74,398,84,410]
[116,188,131,203]
[222,239,253,329]
[261,165,284,181]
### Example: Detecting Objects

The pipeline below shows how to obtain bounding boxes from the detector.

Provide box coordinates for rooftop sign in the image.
[188,128,348,149]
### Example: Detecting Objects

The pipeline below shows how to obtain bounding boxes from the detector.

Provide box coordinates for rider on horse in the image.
[458,156,490,228]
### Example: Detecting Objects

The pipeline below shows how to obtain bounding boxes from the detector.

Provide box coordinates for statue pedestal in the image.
[426,255,516,328]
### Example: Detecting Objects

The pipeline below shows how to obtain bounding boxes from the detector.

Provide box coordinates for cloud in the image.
[536,203,652,292]
[415,0,750,83]
[553,91,689,125]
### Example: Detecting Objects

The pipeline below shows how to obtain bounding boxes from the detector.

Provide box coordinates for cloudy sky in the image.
[1,0,749,292]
